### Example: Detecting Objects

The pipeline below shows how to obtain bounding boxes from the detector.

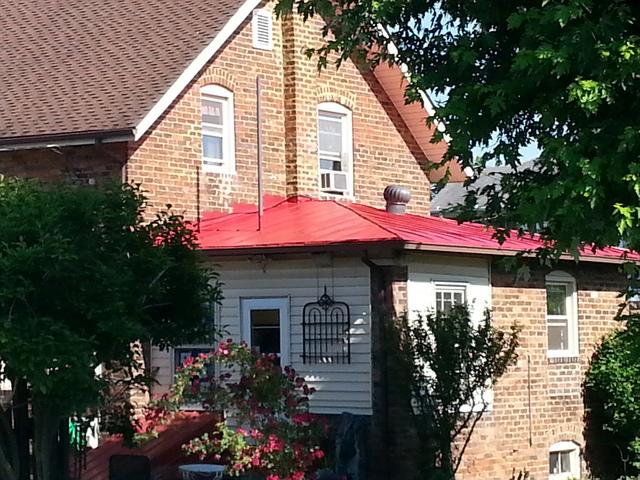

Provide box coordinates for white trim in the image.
[317,102,354,196]
[549,440,580,480]
[133,0,262,141]
[252,9,273,51]
[201,84,236,173]
[545,271,579,358]
[376,25,452,144]
[241,297,291,366]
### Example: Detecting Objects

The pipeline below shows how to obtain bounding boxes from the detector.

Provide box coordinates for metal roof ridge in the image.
[331,200,404,241]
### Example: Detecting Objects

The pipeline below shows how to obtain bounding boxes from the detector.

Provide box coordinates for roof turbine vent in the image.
[384,185,411,214]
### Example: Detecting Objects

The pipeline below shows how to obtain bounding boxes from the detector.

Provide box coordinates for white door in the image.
[241,297,290,366]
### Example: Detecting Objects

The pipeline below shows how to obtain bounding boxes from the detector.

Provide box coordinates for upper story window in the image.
[317,102,353,196]
[252,9,273,50]
[435,283,466,314]
[546,271,578,358]
[549,441,580,479]
[201,85,235,173]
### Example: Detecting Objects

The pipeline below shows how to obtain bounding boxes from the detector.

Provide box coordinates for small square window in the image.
[435,285,466,314]
[549,441,580,479]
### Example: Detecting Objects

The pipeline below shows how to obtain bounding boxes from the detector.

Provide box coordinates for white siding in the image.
[407,254,491,322]
[152,257,372,415]
[407,253,493,409]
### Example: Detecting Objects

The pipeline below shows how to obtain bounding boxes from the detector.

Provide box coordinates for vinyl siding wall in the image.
[151,256,373,415]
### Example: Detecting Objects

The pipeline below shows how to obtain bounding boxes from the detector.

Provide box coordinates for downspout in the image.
[361,256,391,480]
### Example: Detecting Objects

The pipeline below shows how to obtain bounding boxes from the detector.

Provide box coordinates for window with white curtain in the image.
[549,441,580,479]
[201,85,235,173]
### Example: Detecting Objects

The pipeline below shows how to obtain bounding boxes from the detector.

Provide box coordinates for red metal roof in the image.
[197,196,636,262]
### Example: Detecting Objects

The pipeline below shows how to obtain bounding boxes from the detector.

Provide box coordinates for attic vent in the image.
[252,9,273,51]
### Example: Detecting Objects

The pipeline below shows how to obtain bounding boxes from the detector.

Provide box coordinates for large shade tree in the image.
[277,0,640,257]
[0,179,219,480]
[274,1,640,476]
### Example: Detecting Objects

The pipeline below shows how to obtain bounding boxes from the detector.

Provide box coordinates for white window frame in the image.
[252,9,273,51]
[201,84,235,173]
[549,440,580,480]
[546,271,579,358]
[317,102,354,197]
[434,282,467,314]
[241,297,290,366]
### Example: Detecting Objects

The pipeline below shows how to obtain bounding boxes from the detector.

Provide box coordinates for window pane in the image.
[548,323,569,350]
[320,158,342,171]
[318,115,343,154]
[203,134,223,160]
[547,284,567,315]
[202,98,224,125]
[319,131,342,154]
[251,309,280,358]
[436,288,465,314]
[559,451,572,473]
[549,452,559,474]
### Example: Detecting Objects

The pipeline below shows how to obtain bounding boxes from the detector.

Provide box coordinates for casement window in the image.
[546,271,579,358]
[201,85,235,173]
[252,9,273,50]
[549,441,580,480]
[435,283,466,314]
[317,102,353,196]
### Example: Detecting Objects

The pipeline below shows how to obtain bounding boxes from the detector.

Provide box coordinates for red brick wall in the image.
[457,263,624,480]
[0,143,125,184]
[126,4,432,218]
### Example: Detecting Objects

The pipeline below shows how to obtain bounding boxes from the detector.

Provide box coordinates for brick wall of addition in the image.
[126,5,432,219]
[457,263,624,480]
[0,143,125,184]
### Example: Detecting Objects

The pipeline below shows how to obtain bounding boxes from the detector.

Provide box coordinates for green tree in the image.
[585,317,640,478]
[397,306,519,479]
[0,178,219,480]
[276,0,640,257]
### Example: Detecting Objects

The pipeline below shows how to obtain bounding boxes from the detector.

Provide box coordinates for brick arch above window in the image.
[199,68,237,93]
[315,87,356,111]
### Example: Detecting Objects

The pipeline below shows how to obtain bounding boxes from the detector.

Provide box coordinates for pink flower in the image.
[267,475,280,480]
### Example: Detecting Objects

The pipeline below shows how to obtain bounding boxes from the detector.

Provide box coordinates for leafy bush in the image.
[585,317,640,477]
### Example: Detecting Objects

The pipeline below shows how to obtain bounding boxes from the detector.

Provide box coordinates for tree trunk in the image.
[0,407,19,480]
[32,399,62,480]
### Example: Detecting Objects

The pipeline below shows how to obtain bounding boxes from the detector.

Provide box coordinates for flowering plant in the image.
[144,340,327,479]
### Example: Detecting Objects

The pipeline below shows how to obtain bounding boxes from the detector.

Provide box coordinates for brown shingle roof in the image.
[0,0,251,143]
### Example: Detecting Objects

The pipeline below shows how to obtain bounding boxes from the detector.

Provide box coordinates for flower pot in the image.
[178,464,225,480]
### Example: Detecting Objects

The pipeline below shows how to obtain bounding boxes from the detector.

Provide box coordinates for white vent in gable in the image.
[252,9,273,51]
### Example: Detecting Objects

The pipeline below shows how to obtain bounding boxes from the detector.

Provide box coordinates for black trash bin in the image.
[109,454,151,480]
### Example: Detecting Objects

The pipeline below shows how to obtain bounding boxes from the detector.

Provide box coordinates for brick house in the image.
[0,1,632,479]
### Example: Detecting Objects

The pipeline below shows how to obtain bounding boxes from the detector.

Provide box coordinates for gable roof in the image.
[0,0,259,146]
[197,196,637,263]
[431,162,534,216]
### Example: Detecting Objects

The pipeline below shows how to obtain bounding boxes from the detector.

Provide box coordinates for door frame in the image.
[240,297,290,366]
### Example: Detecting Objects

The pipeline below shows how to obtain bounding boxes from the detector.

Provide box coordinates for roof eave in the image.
[200,239,634,265]
[0,129,134,151]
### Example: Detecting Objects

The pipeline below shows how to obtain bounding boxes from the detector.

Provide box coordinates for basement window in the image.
[201,85,235,173]
[549,441,580,480]
[252,9,273,51]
